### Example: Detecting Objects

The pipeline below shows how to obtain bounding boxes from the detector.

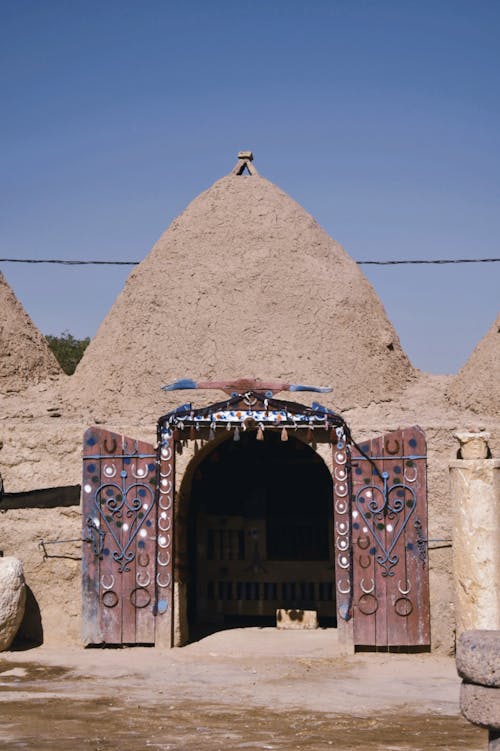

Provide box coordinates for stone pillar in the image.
[450,433,500,638]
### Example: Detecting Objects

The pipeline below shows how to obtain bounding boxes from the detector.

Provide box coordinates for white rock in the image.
[0,557,26,651]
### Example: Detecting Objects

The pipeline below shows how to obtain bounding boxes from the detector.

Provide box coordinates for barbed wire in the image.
[0,257,499,267]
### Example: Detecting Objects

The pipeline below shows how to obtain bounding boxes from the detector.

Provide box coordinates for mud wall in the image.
[1,415,498,652]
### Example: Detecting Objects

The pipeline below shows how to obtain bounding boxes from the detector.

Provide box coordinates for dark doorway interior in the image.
[188,431,335,637]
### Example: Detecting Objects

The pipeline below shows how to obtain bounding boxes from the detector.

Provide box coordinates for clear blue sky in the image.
[1,0,499,374]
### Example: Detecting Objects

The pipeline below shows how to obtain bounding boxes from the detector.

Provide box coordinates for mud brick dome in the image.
[71,153,414,418]
[0,271,61,393]
[448,310,500,416]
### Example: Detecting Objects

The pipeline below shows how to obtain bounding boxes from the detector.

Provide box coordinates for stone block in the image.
[454,432,491,459]
[457,630,500,687]
[0,557,26,651]
[276,609,318,629]
[460,683,500,730]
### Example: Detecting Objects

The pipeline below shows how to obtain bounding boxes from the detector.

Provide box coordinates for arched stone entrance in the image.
[179,430,335,639]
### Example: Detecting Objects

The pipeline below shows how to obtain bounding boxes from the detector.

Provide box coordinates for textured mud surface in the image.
[0,639,487,751]
[0,696,485,751]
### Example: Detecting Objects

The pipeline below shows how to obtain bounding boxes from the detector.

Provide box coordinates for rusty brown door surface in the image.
[333,426,430,648]
[81,427,174,646]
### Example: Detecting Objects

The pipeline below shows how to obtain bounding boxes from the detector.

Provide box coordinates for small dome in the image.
[0,271,62,392]
[71,157,414,417]
[448,310,500,416]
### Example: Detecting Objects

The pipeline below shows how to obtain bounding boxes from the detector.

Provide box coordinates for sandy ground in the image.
[0,628,486,750]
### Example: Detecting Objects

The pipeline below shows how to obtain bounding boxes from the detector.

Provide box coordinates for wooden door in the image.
[333,426,430,648]
[81,427,174,646]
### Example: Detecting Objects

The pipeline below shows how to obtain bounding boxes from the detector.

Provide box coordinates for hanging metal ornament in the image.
[281,426,288,442]
[233,426,240,442]
[209,421,216,441]
[256,423,265,441]
[306,427,314,443]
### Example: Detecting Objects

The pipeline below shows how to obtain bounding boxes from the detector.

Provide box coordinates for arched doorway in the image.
[187,431,335,637]
[82,389,430,650]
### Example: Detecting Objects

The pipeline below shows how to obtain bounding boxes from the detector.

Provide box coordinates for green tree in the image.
[45,331,90,375]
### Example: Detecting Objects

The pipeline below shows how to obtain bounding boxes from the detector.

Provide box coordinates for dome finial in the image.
[232,150,258,176]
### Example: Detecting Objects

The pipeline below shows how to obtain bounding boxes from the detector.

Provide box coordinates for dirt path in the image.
[0,629,486,750]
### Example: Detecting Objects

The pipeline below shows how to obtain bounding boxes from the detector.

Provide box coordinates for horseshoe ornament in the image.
[101,574,115,590]
[158,515,171,532]
[360,577,375,594]
[158,534,171,549]
[136,571,151,587]
[357,535,371,550]
[157,550,171,567]
[335,521,349,535]
[103,437,118,454]
[398,579,411,595]
[404,467,418,483]
[336,536,349,551]
[358,554,371,569]
[337,579,351,594]
[156,572,171,588]
[131,463,149,479]
[160,477,172,493]
[335,482,348,498]
[335,500,347,515]
[337,554,350,569]
[385,438,400,455]
[161,450,172,463]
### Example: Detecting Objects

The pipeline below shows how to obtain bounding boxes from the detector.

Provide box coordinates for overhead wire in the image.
[0,257,499,266]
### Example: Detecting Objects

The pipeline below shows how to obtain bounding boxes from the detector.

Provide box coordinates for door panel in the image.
[333,426,430,648]
[82,428,158,645]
